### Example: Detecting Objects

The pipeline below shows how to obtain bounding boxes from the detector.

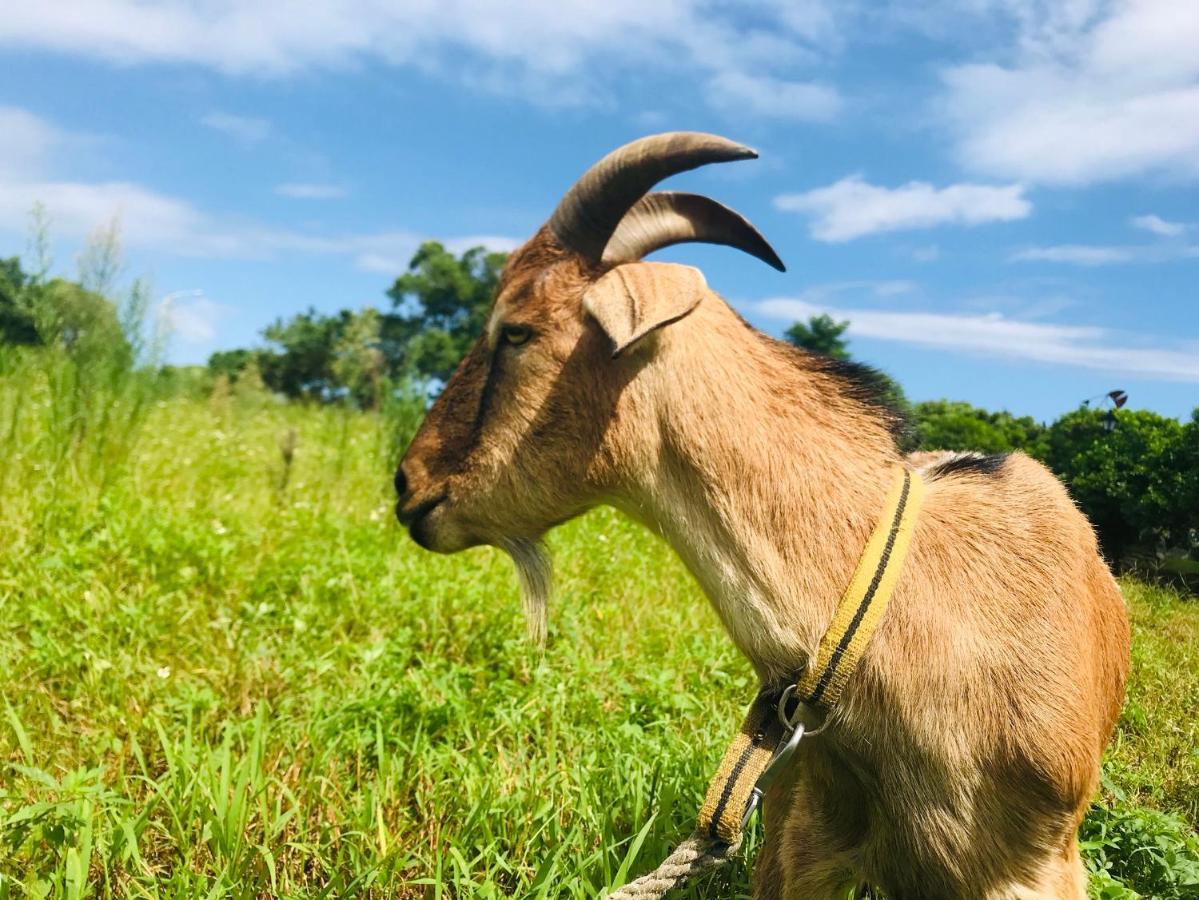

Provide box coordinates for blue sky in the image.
[1,0,1196,421]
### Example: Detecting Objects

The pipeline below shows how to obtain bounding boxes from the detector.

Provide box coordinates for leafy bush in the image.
[911,399,1047,455]
[1042,408,1195,563]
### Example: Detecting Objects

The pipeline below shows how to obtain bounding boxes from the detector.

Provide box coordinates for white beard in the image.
[501,537,553,646]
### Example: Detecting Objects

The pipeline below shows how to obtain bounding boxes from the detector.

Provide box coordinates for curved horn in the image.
[602,192,785,272]
[547,131,758,263]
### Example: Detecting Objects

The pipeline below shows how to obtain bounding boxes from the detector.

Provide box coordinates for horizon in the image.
[1,1,1196,422]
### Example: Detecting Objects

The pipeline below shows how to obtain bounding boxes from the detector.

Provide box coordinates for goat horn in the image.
[547,131,758,263]
[602,191,785,272]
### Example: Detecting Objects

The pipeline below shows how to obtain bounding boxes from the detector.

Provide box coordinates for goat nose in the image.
[394,464,408,499]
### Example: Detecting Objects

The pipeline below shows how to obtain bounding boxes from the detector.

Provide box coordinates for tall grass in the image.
[0,342,1196,898]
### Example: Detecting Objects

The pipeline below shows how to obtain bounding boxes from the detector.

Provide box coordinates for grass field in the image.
[1,352,1197,898]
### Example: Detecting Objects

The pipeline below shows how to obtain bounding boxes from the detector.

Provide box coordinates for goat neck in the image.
[610,296,903,683]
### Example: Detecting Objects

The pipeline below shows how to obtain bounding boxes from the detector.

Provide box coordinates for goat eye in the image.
[500,324,533,347]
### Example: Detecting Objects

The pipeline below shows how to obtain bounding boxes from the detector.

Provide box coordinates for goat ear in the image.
[582,262,706,358]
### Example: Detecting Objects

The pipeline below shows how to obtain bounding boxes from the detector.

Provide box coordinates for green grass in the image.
[1,351,1197,898]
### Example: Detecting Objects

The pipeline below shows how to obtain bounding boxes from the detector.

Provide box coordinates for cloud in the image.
[0,105,62,177]
[1011,243,1199,266]
[757,294,1199,382]
[335,233,519,274]
[158,291,231,343]
[1130,213,1187,237]
[1011,245,1137,266]
[706,71,842,122]
[0,108,520,272]
[911,244,940,262]
[0,176,519,269]
[201,112,271,145]
[775,175,1030,242]
[275,182,347,200]
[941,0,1199,185]
[0,2,847,116]
[0,178,209,249]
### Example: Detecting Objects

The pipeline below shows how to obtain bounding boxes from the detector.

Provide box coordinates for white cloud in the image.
[775,175,1030,242]
[1011,243,1199,266]
[158,291,231,343]
[201,112,271,145]
[912,244,940,262]
[757,295,1199,382]
[0,178,209,249]
[275,182,347,200]
[941,0,1199,185]
[1130,213,1187,237]
[0,2,845,116]
[0,106,62,178]
[0,108,519,272]
[706,71,842,122]
[1010,245,1136,266]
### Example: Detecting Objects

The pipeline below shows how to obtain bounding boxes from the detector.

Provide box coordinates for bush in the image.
[1042,409,1194,564]
[911,400,1047,455]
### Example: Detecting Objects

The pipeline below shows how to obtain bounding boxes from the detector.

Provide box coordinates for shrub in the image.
[911,400,1047,455]
[1042,409,1192,563]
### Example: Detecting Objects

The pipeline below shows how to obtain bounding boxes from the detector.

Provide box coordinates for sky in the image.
[0,0,1196,422]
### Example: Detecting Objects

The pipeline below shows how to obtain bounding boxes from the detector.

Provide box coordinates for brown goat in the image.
[395,133,1130,898]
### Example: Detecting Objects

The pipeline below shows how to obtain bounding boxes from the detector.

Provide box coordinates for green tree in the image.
[1042,407,1190,562]
[0,256,40,345]
[207,348,254,382]
[333,307,386,409]
[385,241,506,382]
[912,400,1047,455]
[257,308,350,401]
[34,278,130,366]
[785,313,849,359]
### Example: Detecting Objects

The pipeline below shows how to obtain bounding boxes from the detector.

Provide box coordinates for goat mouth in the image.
[395,493,446,529]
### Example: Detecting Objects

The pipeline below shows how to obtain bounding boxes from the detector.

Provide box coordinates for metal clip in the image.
[740,720,806,829]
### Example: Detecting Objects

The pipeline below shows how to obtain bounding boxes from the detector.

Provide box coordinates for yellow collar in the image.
[698,467,925,845]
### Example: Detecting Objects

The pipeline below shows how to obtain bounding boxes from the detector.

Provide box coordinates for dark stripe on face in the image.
[467,338,503,450]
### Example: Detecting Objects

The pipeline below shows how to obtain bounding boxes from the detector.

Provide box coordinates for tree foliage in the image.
[784,313,849,359]
[385,241,506,383]
[202,241,505,406]
[258,307,350,401]
[911,400,1047,456]
[1042,408,1196,562]
[0,256,40,345]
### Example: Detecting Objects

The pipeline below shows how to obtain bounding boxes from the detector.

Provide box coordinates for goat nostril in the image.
[394,465,408,498]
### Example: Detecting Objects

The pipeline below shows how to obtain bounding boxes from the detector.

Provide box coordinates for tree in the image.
[34,278,130,366]
[0,256,40,345]
[385,241,506,383]
[1042,407,1190,562]
[333,307,386,409]
[911,400,1047,456]
[785,314,850,359]
[257,308,350,401]
[207,348,254,382]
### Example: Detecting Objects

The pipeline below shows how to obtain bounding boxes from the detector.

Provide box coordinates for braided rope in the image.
[605,833,741,899]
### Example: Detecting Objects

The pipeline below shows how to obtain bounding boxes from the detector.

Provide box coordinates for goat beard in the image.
[500,537,553,646]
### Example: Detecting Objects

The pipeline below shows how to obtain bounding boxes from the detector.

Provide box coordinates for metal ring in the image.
[777,685,829,736]
[776,684,802,729]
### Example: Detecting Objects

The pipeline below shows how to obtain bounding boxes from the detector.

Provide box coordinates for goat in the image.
[394,132,1130,899]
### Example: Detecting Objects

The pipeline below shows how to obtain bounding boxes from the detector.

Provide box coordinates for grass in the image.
[1,349,1197,898]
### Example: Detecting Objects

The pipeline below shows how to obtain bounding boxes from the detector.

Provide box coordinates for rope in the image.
[605,833,741,899]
